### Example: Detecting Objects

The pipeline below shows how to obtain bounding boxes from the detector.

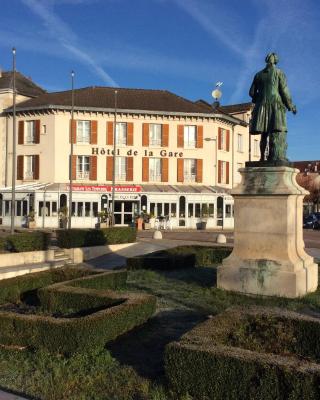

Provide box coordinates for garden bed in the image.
[165,306,320,399]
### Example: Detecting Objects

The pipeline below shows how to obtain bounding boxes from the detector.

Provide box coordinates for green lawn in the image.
[1,265,320,399]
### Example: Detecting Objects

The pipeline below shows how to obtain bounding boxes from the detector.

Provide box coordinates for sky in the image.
[0,0,319,161]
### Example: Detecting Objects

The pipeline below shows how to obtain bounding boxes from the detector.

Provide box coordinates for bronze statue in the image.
[249,52,297,162]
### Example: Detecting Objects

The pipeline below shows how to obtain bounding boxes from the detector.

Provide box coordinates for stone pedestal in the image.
[217,166,318,298]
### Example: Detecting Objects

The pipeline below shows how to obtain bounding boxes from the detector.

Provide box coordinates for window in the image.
[218,161,229,184]
[149,158,161,182]
[184,126,196,148]
[149,124,162,146]
[42,124,47,134]
[115,156,126,180]
[184,159,196,182]
[219,128,229,151]
[77,121,90,143]
[24,155,35,179]
[25,121,36,144]
[116,122,127,145]
[77,156,90,180]
[237,134,243,152]
[254,139,260,157]
[236,162,243,184]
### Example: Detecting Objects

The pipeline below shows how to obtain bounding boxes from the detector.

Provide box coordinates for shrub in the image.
[127,254,195,270]
[5,231,50,252]
[0,237,6,253]
[101,227,136,245]
[166,246,232,266]
[165,306,320,399]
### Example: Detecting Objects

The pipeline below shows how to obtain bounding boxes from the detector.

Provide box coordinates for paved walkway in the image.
[0,391,27,400]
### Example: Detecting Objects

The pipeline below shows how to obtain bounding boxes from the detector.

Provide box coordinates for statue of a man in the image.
[249,52,297,162]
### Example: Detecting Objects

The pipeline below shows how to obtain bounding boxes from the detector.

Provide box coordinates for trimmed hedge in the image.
[127,254,195,270]
[56,227,136,248]
[165,306,320,399]
[165,245,232,266]
[1,231,50,253]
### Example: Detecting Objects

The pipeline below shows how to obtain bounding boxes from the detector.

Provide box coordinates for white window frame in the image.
[184,126,196,149]
[25,121,36,144]
[149,158,162,182]
[220,128,228,151]
[237,133,243,152]
[184,158,196,182]
[220,161,228,184]
[24,155,35,179]
[115,156,127,181]
[77,155,90,180]
[116,122,127,146]
[77,120,91,144]
[149,124,162,147]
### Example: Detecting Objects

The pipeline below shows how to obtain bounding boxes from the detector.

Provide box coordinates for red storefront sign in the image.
[67,185,142,193]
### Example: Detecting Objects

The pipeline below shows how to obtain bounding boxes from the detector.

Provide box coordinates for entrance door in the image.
[113,201,138,225]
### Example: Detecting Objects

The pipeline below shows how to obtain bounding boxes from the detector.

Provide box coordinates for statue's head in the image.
[265,52,279,65]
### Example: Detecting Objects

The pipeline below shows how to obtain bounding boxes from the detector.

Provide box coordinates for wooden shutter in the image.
[91,120,98,144]
[177,125,184,148]
[162,124,169,147]
[127,123,134,146]
[218,160,222,183]
[70,120,77,144]
[34,155,40,179]
[90,156,97,180]
[226,130,230,152]
[142,123,149,146]
[72,155,77,180]
[18,121,24,145]
[107,122,114,145]
[17,155,24,180]
[177,158,184,182]
[106,156,113,181]
[142,157,149,181]
[35,120,40,144]
[218,128,222,150]
[196,159,203,183]
[161,158,169,182]
[226,161,230,184]
[196,126,203,148]
[126,157,133,181]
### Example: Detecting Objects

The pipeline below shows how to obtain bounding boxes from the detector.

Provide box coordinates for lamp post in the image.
[111,90,118,226]
[10,47,16,234]
[68,70,75,229]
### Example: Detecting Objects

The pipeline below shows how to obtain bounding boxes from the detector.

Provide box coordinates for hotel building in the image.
[0,71,260,229]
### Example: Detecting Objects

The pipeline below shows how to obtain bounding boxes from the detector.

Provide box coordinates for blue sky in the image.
[0,0,319,160]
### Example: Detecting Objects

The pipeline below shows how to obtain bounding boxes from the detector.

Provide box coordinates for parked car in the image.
[303,213,320,229]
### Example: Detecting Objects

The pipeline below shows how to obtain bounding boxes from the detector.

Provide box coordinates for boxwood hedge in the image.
[0,231,50,253]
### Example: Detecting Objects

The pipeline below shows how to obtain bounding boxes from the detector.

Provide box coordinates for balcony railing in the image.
[115,173,127,181]
[149,138,162,147]
[149,173,162,182]
[184,174,196,182]
[76,171,90,180]
[24,170,34,180]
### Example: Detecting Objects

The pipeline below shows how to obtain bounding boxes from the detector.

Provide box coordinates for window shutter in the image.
[72,155,77,180]
[18,121,24,145]
[35,120,40,144]
[196,159,203,183]
[127,123,134,146]
[142,123,149,146]
[162,124,169,147]
[70,120,77,144]
[196,126,203,148]
[177,158,184,182]
[90,156,97,180]
[177,125,184,148]
[17,155,24,180]
[226,130,230,152]
[126,157,134,181]
[161,158,169,182]
[106,156,113,181]
[91,120,98,144]
[107,122,114,145]
[218,160,222,183]
[218,128,223,150]
[34,155,40,179]
[142,157,149,181]
[226,161,230,184]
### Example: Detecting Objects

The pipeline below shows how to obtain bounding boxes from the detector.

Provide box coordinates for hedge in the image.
[0,268,156,354]
[56,227,136,248]
[165,245,232,266]
[2,231,50,253]
[127,254,195,270]
[165,306,320,399]
[0,237,6,252]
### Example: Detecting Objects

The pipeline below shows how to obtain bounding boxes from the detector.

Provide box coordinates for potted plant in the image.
[58,206,68,229]
[98,210,109,228]
[27,210,36,229]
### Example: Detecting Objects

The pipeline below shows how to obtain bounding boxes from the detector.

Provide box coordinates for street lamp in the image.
[68,70,75,229]
[111,90,118,226]
[10,47,16,234]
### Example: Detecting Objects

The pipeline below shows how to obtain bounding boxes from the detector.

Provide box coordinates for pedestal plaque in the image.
[217,166,318,298]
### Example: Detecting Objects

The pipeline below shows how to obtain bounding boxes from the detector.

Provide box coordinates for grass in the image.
[1,264,320,399]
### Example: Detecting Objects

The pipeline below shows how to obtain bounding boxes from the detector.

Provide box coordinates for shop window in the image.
[85,202,91,217]
[149,124,162,147]
[184,159,196,182]
[195,203,201,218]
[179,196,185,218]
[52,202,57,216]
[201,203,209,218]
[5,201,10,216]
[93,202,98,217]
[0,194,2,216]
[157,203,163,217]
[77,120,90,143]
[225,204,232,218]
[184,126,196,148]
[188,203,193,217]
[171,203,176,217]
[116,122,127,145]
[77,202,84,217]
[217,197,224,219]
[60,194,67,209]
[209,203,214,217]
[72,202,76,217]
[141,195,147,212]
[164,203,169,216]
[38,201,50,216]
[124,202,132,212]
[150,203,155,216]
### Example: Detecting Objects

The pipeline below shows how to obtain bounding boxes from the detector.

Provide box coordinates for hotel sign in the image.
[68,185,142,193]
[92,148,183,158]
